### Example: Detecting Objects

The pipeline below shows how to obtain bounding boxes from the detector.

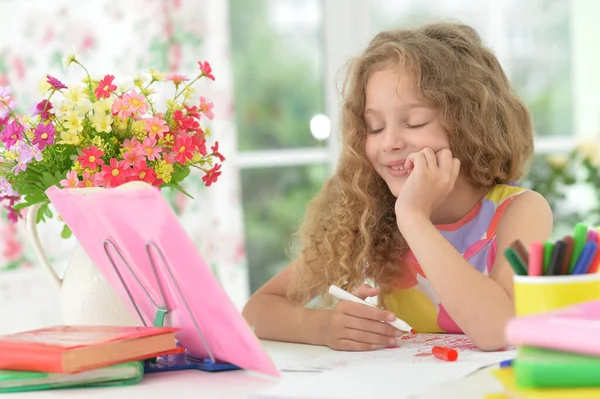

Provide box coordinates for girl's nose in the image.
[382,128,406,152]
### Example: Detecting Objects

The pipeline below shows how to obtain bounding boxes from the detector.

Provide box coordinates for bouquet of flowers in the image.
[0,55,224,236]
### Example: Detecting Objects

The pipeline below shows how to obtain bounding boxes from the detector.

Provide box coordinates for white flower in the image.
[62,50,77,69]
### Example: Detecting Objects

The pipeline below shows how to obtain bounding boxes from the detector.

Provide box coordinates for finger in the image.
[351,284,380,300]
[435,149,454,171]
[343,328,397,346]
[335,339,379,352]
[421,147,438,170]
[343,314,402,338]
[411,151,428,172]
[404,154,415,171]
[339,301,396,323]
[452,158,461,181]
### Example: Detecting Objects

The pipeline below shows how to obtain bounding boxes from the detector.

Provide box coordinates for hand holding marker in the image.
[505,223,600,276]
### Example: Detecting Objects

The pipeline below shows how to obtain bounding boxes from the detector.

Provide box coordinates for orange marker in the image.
[432,346,458,361]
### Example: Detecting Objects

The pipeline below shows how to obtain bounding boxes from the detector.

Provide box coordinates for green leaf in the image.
[170,166,191,185]
[61,224,72,239]
[41,172,59,189]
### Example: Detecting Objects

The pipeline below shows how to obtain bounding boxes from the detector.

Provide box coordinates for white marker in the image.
[328,285,415,333]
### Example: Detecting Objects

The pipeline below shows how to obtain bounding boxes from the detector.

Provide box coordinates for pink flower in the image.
[122,137,140,153]
[174,135,195,165]
[95,74,117,99]
[165,74,189,85]
[111,96,131,120]
[80,171,96,188]
[198,61,215,81]
[35,100,53,121]
[143,117,169,139]
[101,158,130,188]
[46,75,67,90]
[202,164,221,187]
[199,97,214,120]
[122,91,149,116]
[60,171,79,188]
[122,147,145,166]
[77,146,104,170]
[141,137,162,161]
[1,121,24,149]
[32,122,55,150]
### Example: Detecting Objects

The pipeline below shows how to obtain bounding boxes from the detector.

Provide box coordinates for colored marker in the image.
[570,223,589,273]
[528,241,543,276]
[573,241,597,275]
[432,346,458,362]
[510,239,530,266]
[588,229,599,244]
[499,359,513,368]
[504,248,527,275]
[588,228,600,273]
[548,240,566,276]
[560,236,574,275]
[543,241,554,275]
[328,285,415,333]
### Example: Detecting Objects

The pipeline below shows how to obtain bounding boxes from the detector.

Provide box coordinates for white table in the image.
[9,340,505,398]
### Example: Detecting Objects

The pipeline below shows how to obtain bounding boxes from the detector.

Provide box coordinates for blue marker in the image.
[573,241,597,274]
[499,359,513,368]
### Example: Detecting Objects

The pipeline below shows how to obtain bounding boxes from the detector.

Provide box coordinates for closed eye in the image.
[369,128,384,134]
[406,122,428,129]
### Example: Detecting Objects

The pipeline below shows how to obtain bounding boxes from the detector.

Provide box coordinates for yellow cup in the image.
[513,274,600,316]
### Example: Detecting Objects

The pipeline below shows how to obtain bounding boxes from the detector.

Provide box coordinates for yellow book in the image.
[492,368,600,399]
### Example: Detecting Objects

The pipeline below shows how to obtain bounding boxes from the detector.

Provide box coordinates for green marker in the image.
[505,247,527,275]
[543,241,554,275]
[570,223,588,273]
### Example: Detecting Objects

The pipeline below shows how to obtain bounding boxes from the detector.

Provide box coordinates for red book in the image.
[0,325,179,373]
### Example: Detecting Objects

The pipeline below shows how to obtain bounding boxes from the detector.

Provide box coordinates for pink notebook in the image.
[505,299,600,356]
[45,183,279,377]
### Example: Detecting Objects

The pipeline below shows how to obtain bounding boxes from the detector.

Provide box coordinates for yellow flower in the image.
[38,79,51,95]
[141,87,156,97]
[60,130,81,145]
[62,51,77,69]
[133,76,145,88]
[576,139,600,167]
[149,69,164,82]
[74,98,92,117]
[3,152,17,161]
[546,154,568,170]
[204,127,211,137]
[132,120,145,134]
[133,130,147,141]
[63,110,84,135]
[158,134,174,147]
[92,98,113,114]
[72,161,84,174]
[91,112,113,133]
[91,135,105,150]
[192,153,202,163]
[114,118,128,131]
[154,160,174,183]
[63,85,87,104]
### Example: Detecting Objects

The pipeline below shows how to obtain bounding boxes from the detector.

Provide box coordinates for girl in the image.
[242,22,553,351]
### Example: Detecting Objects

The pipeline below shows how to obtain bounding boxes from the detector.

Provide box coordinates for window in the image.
[229,0,328,292]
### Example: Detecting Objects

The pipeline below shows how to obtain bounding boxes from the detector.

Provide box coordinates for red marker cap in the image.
[432,346,458,361]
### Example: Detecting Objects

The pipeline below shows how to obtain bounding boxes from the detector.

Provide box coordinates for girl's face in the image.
[364,68,450,197]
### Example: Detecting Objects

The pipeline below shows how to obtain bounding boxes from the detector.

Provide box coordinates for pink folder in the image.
[45,184,279,377]
[505,299,600,356]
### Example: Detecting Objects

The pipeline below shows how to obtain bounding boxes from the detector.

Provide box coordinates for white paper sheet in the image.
[256,334,515,399]
[279,333,515,372]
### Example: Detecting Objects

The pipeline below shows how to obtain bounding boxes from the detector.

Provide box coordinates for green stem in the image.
[75,61,95,101]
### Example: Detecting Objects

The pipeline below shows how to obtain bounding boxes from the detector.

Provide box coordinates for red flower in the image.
[95,74,117,99]
[211,141,225,162]
[101,158,130,188]
[78,146,105,170]
[198,61,215,81]
[128,161,158,185]
[202,164,221,187]
[174,135,195,165]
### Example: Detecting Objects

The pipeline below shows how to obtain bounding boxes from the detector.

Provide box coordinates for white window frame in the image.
[234,0,594,174]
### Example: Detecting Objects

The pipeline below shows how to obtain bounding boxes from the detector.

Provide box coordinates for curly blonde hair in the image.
[287,22,533,305]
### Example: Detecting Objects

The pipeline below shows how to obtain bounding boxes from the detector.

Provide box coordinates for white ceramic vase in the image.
[25,194,141,327]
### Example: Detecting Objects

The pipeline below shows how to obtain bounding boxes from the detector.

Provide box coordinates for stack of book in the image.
[488,299,600,398]
[0,325,180,392]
